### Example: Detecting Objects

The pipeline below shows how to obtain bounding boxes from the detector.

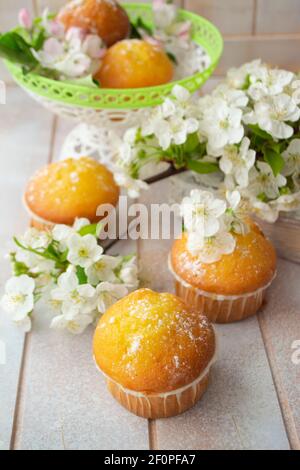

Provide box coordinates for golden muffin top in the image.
[95,39,174,89]
[171,222,277,296]
[57,0,130,47]
[24,157,119,225]
[93,288,216,394]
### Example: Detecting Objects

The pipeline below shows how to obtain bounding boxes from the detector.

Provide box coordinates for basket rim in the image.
[5,3,223,110]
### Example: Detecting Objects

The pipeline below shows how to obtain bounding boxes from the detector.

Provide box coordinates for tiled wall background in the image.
[1,0,300,82]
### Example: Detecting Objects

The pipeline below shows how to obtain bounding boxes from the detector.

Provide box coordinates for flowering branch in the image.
[115,62,300,222]
[1,220,139,334]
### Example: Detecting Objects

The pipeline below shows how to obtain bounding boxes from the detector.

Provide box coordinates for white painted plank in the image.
[256,0,300,34]
[138,176,290,450]
[0,85,54,450]
[185,0,254,35]
[216,37,300,75]
[259,259,300,450]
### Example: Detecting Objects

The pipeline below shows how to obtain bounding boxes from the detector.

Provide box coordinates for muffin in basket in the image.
[95,39,174,89]
[169,189,277,323]
[57,0,130,47]
[93,288,216,419]
[24,157,119,230]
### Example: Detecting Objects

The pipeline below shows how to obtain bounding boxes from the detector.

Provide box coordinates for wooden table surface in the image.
[1,1,300,452]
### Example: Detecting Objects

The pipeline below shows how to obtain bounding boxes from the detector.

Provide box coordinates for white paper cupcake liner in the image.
[168,255,276,323]
[94,336,217,419]
[23,196,54,228]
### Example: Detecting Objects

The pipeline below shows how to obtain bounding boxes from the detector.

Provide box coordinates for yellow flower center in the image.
[78,248,89,258]
[12,293,26,304]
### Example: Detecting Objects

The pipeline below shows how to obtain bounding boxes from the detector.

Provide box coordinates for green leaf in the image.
[166,51,178,65]
[0,32,38,67]
[279,186,290,196]
[32,29,46,51]
[257,192,268,202]
[241,73,251,91]
[183,133,200,153]
[130,17,153,39]
[10,253,29,276]
[187,159,219,174]
[248,124,273,140]
[263,147,284,176]
[78,223,99,237]
[76,266,88,285]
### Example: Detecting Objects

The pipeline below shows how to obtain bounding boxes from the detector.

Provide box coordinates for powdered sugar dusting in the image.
[100,289,215,391]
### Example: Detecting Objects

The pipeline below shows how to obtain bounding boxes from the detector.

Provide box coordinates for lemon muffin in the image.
[95,39,174,89]
[24,157,119,229]
[57,0,130,47]
[93,288,216,419]
[170,222,277,323]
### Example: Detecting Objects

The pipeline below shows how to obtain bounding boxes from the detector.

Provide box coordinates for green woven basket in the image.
[5,3,223,110]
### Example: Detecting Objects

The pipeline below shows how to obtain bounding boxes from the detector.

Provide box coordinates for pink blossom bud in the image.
[153,0,166,7]
[178,21,192,37]
[66,27,86,43]
[49,20,65,37]
[18,8,32,29]
[144,36,163,48]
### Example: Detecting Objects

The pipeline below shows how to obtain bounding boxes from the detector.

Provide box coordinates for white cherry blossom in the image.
[118,257,139,292]
[114,172,149,199]
[219,137,256,188]
[181,189,226,238]
[273,192,300,213]
[212,83,248,108]
[282,139,300,176]
[226,59,264,89]
[52,218,90,251]
[147,114,198,150]
[248,161,287,200]
[96,282,128,314]
[32,24,104,79]
[243,94,300,139]
[199,98,244,156]
[226,190,241,211]
[1,275,35,328]
[86,255,119,286]
[187,231,236,263]
[248,68,294,101]
[290,80,300,105]
[225,190,249,235]
[51,269,96,317]
[172,84,191,103]
[22,227,52,250]
[50,312,94,335]
[250,199,279,223]
[15,248,55,274]
[67,233,103,268]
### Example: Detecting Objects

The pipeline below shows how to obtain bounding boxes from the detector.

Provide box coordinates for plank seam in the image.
[9,333,31,450]
[257,313,299,450]
[48,116,58,164]
[148,419,158,450]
